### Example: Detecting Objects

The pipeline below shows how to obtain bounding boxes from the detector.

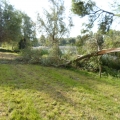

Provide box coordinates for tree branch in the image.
[58,48,120,67]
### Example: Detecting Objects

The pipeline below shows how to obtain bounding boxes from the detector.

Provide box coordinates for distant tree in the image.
[31,38,39,47]
[59,39,67,46]
[39,35,46,46]
[0,0,22,43]
[21,13,36,41]
[68,37,76,45]
[104,29,120,48]
[76,35,84,46]
[18,38,27,49]
[0,1,4,42]
[0,0,37,50]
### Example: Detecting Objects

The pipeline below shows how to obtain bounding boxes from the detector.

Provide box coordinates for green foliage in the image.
[22,13,36,41]
[21,47,63,66]
[39,35,46,46]
[72,0,95,17]
[72,0,120,33]
[18,39,27,49]
[0,1,22,42]
[104,29,120,48]
[99,14,113,34]
[59,39,67,45]
[76,56,99,72]
[102,66,120,78]
[37,0,73,58]
[31,38,39,47]
[68,37,76,45]
[75,30,120,76]
[21,48,49,64]
[0,48,14,53]
[101,54,120,70]
[0,0,36,47]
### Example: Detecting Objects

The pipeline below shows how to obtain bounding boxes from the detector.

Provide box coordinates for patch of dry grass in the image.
[0,52,18,60]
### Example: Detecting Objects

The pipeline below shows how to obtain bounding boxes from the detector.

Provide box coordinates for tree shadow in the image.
[0,48,19,53]
[0,50,22,64]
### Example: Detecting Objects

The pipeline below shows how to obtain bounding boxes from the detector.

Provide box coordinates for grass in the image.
[0,63,120,120]
[0,50,120,120]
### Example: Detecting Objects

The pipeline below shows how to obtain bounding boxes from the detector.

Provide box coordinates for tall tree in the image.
[39,34,46,46]
[72,0,120,34]
[0,0,22,44]
[0,0,36,48]
[0,0,5,42]
[37,0,73,58]
[21,13,36,41]
[2,3,22,42]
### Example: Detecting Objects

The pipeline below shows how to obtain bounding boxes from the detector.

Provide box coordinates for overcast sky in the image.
[8,0,119,37]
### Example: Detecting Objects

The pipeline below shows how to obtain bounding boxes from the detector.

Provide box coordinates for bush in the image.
[102,66,120,78]
[21,48,49,64]
[101,54,120,69]
[21,48,63,66]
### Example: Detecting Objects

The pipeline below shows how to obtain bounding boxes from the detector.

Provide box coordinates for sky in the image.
[8,0,119,37]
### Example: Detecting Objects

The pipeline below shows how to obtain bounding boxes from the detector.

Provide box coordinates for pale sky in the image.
[8,0,119,37]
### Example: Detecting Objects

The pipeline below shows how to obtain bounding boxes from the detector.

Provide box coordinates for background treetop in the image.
[72,0,120,34]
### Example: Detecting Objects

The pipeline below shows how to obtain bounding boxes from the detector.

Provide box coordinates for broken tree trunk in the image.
[58,48,120,67]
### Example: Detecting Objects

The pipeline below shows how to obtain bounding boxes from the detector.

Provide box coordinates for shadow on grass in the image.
[0,50,22,64]
[0,48,19,53]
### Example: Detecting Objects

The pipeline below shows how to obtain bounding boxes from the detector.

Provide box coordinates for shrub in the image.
[102,66,120,78]
[101,54,120,69]
[21,48,49,64]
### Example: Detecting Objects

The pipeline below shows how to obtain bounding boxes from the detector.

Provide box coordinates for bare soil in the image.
[0,52,18,60]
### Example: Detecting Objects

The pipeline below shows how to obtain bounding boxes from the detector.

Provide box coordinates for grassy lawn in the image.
[0,63,120,120]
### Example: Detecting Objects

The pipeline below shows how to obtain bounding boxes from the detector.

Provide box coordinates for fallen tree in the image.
[58,48,120,67]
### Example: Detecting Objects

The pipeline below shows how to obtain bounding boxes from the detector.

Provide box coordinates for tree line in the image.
[0,0,36,49]
[0,0,120,76]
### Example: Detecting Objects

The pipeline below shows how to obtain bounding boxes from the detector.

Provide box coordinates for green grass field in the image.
[0,63,120,120]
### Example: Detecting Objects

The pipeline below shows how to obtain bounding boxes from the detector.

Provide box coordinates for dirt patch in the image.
[0,52,19,60]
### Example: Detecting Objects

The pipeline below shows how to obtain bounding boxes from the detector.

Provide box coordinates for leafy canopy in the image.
[72,0,120,34]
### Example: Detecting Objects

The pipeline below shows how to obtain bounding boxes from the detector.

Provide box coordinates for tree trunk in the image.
[58,48,120,67]
[98,44,102,78]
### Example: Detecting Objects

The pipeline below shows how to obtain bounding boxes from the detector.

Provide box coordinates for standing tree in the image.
[0,1,4,43]
[39,35,46,46]
[21,13,36,41]
[2,3,22,42]
[0,0,37,50]
[0,0,23,49]
[20,13,37,48]
[37,0,73,60]
[72,0,120,34]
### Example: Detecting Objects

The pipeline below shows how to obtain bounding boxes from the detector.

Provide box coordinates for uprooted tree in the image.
[58,48,120,67]
[62,0,120,75]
